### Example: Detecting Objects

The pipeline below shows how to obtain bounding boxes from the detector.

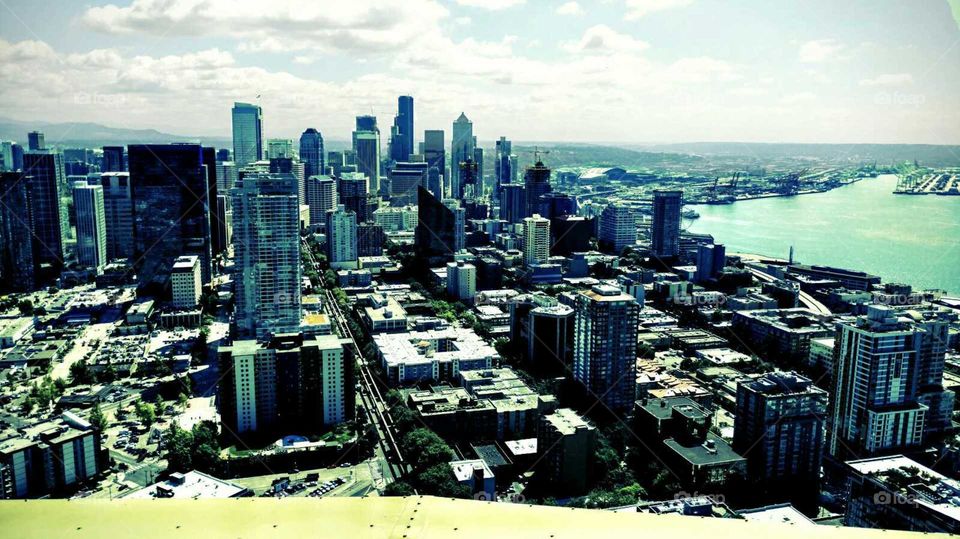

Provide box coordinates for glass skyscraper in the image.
[299,128,324,178]
[231,102,263,168]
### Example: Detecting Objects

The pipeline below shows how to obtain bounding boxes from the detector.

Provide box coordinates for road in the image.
[300,239,406,484]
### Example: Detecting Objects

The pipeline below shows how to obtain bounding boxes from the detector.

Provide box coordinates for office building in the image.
[99,172,134,261]
[550,215,592,256]
[72,183,108,273]
[27,130,44,151]
[598,204,636,254]
[389,161,428,206]
[451,112,474,200]
[537,408,596,494]
[572,285,640,413]
[415,186,461,267]
[523,160,552,218]
[305,175,336,227]
[830,305,956,459]
[298,128,324,178]
[0,416,105,499]
[357,222,384,257]
[232,172,302,337]
[101,146,125,172]
[231,102,263,168]
[390,96,414,162]
[337,173,372,223]
[326,151,344,177]
[22,151,67,270]
[1,142,24,171]
[510,293,575,374]
[522,214,550,266]
[734,372,827,509]
[456,158,480,200]
[423,129,445,196]
[170,255,201,309]
[731,308,833,364]
[494,136,513,199]
[263,139,294,160]
[129,144,213,291]
[353,119,380,195]
[695,243,726,283]
[218,333,355,435]
[651,190,682,259]
[215,161,237,193]
[0,172,35,291]
[374,206,417,232]
[844,455,960,533]
[499,183,526,224]
[447,261,477,303]
[325,205,358,270]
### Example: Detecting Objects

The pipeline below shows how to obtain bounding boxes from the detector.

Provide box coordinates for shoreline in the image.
[687,175,871,206]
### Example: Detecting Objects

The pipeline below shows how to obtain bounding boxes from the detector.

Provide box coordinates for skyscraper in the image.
[499,183,526,225]
[494,136,513,199]
[598,204,636,254]
[391,96,414,162]
[524,160,552,218]
[415,186,461,267]
[27,131,44,151]
[522,214,550,267]
[73,183,108,274]
[299,128,324,178]
[830,305,955,459]
[695,243,726,282]
[423,129,445,197]
[232,171,302,338]
[446,261,476,303]
[734,371,827,510]
[451,113,474,200]
[1,142,24,171]
[101,146,125,172]
[325,205,358,270]
[99,172,134,261]
[550,215,593,256]
[337,173,371,223]
[357,222,384,257]
[231,102,263,168]
[354,130,381,196]
[651,190,683,259]
[0,172,35,291]
[389,161,428,206]
[572,285,639,413]
[129,144,213,291]
[22,151,67,270]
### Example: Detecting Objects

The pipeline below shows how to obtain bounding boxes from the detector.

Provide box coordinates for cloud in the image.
[623,0,693,20]
[798,39,845,63]
[563,25,650,54]
[454,16,472,25]
[780,92,817,104]
[454,0,525,9]
[859,73,914,87]
[556,2,584,16]
[81,0,450,55]
[292,56,315,65]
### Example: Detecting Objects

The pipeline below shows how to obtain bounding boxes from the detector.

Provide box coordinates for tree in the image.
[383,480,415,496]
[17,299,33,316]
[89,403,108,431]
[134,401,156,427]
[70,361,95,385]
[416,464,471,498]
[164,424,194,472]
[177,392,190,408]
[400,429,454,472]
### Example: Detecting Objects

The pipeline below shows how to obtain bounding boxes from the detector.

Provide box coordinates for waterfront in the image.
[688,174,960,294]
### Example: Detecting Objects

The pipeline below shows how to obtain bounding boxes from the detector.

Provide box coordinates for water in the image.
[688,174,960,294]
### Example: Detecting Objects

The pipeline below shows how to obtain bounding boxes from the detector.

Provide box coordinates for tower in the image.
[522,214,550,266]
[72,182,108,274]
[299,128,325,178]
[451,113,474,200]
[651,190,682,259]
[231,102,263,168]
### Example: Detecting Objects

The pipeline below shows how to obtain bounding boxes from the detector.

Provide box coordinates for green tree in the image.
[383,480,415,496]
[400,429,454,472]
[70,361,95,385]
[134,401,156,427]
[17,299,33,315]
[416,464,471,498]
[89,403,109,431]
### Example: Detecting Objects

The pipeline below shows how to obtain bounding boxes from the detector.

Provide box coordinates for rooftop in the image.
[124,471,247,499]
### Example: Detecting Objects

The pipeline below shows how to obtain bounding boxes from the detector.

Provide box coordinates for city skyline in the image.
[0,0,959,144]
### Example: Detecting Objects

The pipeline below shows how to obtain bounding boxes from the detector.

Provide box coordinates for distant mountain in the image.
[630,141,960,166]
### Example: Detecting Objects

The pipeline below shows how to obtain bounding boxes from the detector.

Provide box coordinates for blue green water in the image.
[688,174,960,294]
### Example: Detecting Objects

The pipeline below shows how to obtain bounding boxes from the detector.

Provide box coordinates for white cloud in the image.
[563,25,649,54]
[556,2,584,16]
[798,39,845,63]
[292,56,315,65]
[81,0,450,55]
[623,0,693,20]
[859,73,914,87]
[454,0,525,10]
[780,92,817,104]
[454,16,472,25]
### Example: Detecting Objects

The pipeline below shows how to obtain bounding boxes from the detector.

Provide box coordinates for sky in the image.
[1,0,959,145]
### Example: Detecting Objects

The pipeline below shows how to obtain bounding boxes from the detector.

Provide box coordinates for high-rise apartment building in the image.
[415,187,462,267]
[0,172,35,291]
[446,261,477,303]
[572,285,639,413]
[695,243,726,282]
[522,214,550,267]
[734,371,827,510]
[170,255,201,309]
[523,160,552,218]
[305,175,336,227]
[231,171,302,338]
[651,190,683,259]
[98,172,134,262]
[325,205,358,270]
[499,183,526,225]
[231,102,263,168]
